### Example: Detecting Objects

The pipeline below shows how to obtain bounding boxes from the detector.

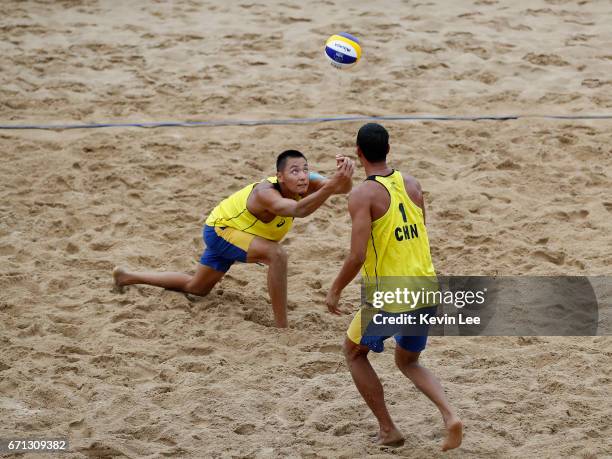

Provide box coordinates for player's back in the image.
[361,169,436,280]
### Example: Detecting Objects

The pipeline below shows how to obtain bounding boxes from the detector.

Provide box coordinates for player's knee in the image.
[343,338,366,363]
[270,244,287,264]
[395,349,420,369]
[185,279,213,297]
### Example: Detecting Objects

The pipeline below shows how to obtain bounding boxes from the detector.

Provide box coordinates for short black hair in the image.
[357,123,389,162]
[276,150,306,171]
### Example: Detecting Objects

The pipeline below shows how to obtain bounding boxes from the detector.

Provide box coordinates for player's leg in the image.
[112,226,232,295]
[343,337,404,446]
[394,343,463,451]
[113,264,225,296]
[246,236,288,328]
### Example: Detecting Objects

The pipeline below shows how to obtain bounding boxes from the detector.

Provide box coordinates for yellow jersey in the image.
[205,177,293,241]
[362,170,437,312]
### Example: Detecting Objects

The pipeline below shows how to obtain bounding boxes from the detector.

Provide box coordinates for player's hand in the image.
[325,289,345,315]
[330,157,354,193]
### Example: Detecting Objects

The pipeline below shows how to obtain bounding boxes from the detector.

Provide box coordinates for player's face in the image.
[279,157,309,195]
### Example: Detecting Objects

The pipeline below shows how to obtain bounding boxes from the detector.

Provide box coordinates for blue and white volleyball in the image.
[324,33,362,69]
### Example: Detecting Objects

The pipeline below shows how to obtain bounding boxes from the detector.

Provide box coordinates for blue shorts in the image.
[347,306,437,353]
[366,334,428,353]
[200,225,254,273]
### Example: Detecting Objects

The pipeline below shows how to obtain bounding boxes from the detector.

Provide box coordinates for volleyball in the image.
[324,32,362,69]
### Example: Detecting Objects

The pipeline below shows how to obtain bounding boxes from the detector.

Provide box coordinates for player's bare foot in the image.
[112,266,129,290]
[441,416,463,451]
[377,427,405,447]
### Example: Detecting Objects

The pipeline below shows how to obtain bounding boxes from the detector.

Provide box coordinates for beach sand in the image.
[1,0,611,457]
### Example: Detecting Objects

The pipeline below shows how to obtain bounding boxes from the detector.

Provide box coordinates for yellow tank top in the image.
[205,177,293,241]
[362,170,437,312]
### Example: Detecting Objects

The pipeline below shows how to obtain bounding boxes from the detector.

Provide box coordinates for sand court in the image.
[1,0,611,457]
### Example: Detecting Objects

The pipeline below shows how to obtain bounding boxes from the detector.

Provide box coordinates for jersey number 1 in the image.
[398,203,408,223]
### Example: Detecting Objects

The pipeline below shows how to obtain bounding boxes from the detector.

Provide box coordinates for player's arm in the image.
[325,186,372,315]
[405,174,426,225]
[417,180,426,226]
[306,172,327,193]
[257,159,353,218]
[307,155,353,195]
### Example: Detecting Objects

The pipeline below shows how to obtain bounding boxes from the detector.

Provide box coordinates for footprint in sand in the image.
[77,441,123,458]
[56,344,90,356]
[234,423,257,435]
[243,308,274,327]
[294,359,340,379]
[112,320,158,339]
[333,422,359,436]
[523,53,570,66]
[548,209,589,222]
[533,250,566,265]
[109,310,144,323]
